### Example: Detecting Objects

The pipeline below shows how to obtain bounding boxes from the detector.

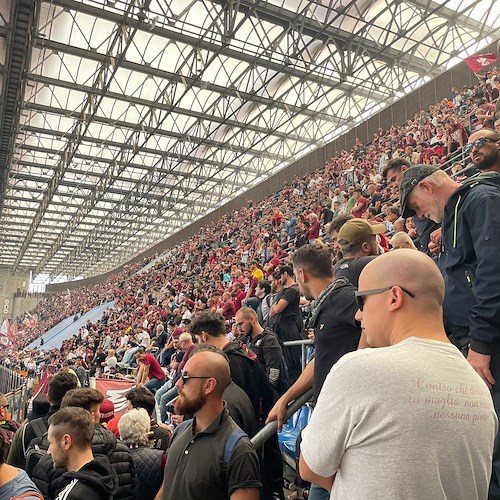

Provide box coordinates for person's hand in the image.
[430,228,442,247]
[428,241,440,256]
[265,396,289,432]
[157,421,172,435]
[467,348,495,389]
[307,328,315,342]
[171,414,184,426]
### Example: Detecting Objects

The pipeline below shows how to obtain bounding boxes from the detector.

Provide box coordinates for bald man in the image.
[300,251,497,500]
[156,349,261,500]
[467,129,500,173]
[390,232,417,250]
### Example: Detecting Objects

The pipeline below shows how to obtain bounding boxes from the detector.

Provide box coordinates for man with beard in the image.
[266,244,361,500]
[155,350,261,500]
[466,129,500,173]
[399,164,500,498]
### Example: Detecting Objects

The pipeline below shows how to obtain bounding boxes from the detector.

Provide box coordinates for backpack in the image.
[25,418,49,477]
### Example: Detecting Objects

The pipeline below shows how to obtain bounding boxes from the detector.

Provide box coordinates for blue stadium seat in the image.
[278,404,312,460]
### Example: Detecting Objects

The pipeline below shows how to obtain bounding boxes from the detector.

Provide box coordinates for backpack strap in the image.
[30,418,48,439]
[222,429,247,470]
[172,419,192,441]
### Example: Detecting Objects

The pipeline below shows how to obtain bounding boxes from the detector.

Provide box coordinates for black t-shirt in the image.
[276,284,300,323]
[369,193,382,208]
[321,207,334,224]
[312,282,361,400]
[333,256,377,287]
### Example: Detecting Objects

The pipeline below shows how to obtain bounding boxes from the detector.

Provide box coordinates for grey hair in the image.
[118,408,151,447]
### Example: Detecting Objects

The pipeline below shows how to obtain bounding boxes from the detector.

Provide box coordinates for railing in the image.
[0,365,32,422]
[251,388,314,450]
[283,339,312,371]
[0,365,27,394]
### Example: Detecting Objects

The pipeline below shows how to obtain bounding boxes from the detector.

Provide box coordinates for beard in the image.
[175,389,207,416]
[474,151,498,171]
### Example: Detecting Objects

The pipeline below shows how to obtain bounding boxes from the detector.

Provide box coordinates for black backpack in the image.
[25,418,49,477]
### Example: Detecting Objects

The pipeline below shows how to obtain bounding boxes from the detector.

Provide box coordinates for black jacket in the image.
[440,173,500,353]
[129,446,164,500]
[246,329,283,389]
[54,456,118,500]
[223,341,274,420]
[32,425,137,500]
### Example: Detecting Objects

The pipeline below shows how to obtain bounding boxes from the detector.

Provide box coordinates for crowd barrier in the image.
[0,365,32,422]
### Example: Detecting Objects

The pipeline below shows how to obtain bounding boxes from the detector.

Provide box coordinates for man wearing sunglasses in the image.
[400,162,500,498]
[156,350,261,500]
[466,129,500,173]
[299,250,497,499]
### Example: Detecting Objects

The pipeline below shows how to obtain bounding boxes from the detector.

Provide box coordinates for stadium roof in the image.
[0,0,498,280]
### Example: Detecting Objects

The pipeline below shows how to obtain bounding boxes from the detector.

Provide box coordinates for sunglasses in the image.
[355,286,415,311]
[179,370,213,385]
[464,137,496,155]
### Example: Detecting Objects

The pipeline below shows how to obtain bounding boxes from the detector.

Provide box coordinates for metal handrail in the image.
[251,388,314,450]
[283,339,312,371]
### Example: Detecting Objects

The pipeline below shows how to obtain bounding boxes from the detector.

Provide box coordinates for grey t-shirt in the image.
[302,338,498,499]
[0,468,42,499]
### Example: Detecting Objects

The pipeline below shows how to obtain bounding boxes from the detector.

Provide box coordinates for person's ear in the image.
[418,180,433,194]
[61,433,72,451]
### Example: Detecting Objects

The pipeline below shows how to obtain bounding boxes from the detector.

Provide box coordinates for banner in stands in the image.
[464,52,498,73]
[95,378,135,416]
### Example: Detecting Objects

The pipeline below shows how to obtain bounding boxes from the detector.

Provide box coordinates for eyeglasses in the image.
[464,137,496,155]
[0,404,8,410]
[179,371,213,385]
[355,286,416,311]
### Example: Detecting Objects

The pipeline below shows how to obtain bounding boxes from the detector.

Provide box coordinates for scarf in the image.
[308,277,351,328]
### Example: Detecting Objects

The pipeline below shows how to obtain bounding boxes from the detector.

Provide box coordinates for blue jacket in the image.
[440,172,500,354]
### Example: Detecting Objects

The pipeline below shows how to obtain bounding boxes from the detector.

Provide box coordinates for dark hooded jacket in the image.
[54,455,118,500]
[439,172,500,353]
[222,341,274,421]
[32,425,137,500]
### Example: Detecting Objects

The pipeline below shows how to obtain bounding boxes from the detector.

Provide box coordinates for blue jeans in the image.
[155,382,179,423]
[122,346,140,366]
[144,377,165,394]
[309,484,330,500]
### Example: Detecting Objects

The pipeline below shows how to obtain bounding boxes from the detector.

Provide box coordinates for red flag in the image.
[464,53,498,73]
[95,378,135,416]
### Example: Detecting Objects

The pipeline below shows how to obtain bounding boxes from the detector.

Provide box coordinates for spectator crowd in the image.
[0,65,499,500]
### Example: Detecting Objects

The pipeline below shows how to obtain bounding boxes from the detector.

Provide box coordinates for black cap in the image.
[275,265,294,277]
[399,165,438,218]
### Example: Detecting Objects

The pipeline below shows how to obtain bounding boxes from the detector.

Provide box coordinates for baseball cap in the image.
[275,265,294,277]
[337,218,386,245]
[399,165,438,218]
[100,399,115,424]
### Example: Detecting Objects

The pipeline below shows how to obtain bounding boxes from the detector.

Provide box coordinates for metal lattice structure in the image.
[0,0,498,280]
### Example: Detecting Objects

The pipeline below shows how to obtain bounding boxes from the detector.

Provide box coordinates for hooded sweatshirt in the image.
[54,455,118,500]
[440,172,500,353]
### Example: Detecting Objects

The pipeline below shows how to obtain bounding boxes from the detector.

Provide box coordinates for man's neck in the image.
[310,278,336,300]
[208,337,228,350]
[67,449,95,472]
[389,317,449,346]
[251,324,265,338]
[194,400,224,434]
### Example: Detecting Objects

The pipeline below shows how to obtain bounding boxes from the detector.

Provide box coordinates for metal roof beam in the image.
[48,0,388,102]
[28,74,316,145]
[32,37,335,122]
[23,102,287,162]
[212,0,436,75]
[0,0,38,215]
[17,128,265,175]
